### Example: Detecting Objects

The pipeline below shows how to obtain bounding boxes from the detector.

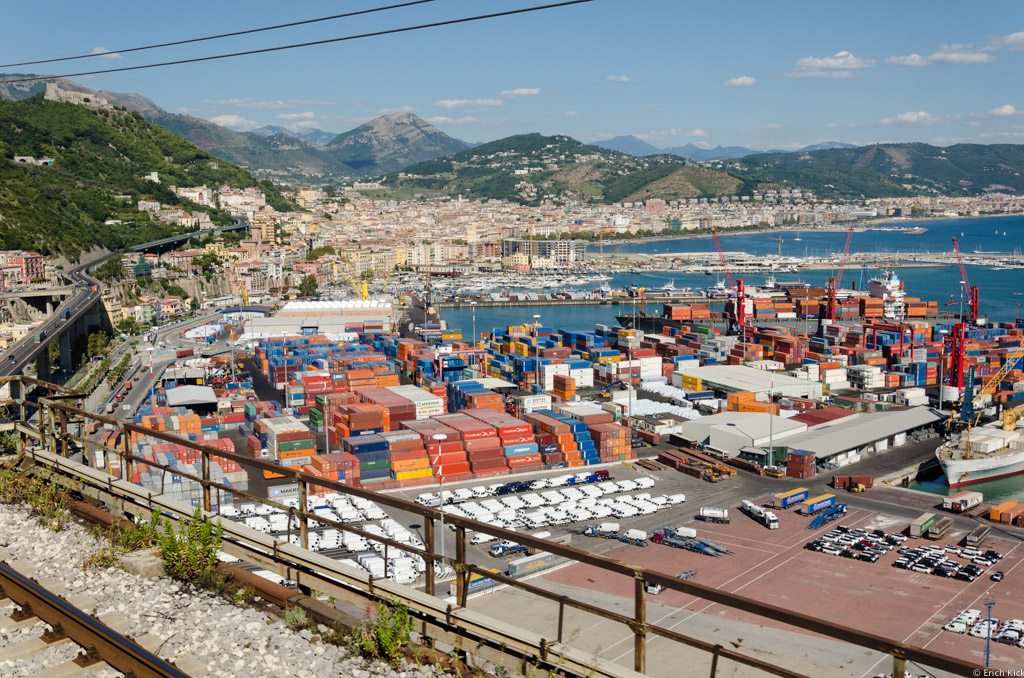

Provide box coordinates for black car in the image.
[991,571,1005,582]
[956,571,976,582]
[986,550,1004,561]
[840,549,856,559]
[934,567,956,578]
[860,552,879,563]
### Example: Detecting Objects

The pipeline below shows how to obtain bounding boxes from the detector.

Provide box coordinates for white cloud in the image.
[880,111,934,125]
[209,114,259,131]
[434,98,503,109]
[91,47,121,60]
[564,111,579,117]
[209,98,336,110]
[636,128,709,142]
[606,75,632,83]
[741,123,782,133]
[425,116,484,126]
[1000,31,1024,50]
[376,105,415,114]
[499,88,540,97]
[723,76,756,87]
[989,104,1018,116]
[275,111,315,120]
[888,43,994,67]
[788,50,873,78]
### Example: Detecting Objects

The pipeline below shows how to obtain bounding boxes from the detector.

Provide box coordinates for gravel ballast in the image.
[0,503,449,678]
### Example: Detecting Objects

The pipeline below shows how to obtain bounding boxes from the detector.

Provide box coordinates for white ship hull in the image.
[938,449,1024,487]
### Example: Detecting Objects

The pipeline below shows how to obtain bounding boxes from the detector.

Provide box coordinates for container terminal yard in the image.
[6,264,1024,678]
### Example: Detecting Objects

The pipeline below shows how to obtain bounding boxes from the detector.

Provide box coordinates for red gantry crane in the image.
[826,224,855,321]
[951,237,980,322]
[711,227,734,288]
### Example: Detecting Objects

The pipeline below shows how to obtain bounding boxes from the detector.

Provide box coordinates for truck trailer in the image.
[740,500,779,529]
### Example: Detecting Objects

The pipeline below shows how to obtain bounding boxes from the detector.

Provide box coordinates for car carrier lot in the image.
[388,467,1024,678]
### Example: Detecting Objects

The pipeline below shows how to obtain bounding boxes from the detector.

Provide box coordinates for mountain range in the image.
[0,76,468,178]
[591,135,858,160]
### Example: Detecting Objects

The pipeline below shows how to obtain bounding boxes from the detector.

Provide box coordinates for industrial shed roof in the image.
[781,406,945,459]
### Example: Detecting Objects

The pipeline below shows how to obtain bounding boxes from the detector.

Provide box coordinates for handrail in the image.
[2,383,983,678]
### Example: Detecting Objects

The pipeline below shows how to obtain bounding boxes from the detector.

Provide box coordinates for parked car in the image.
[991,571,1005,582]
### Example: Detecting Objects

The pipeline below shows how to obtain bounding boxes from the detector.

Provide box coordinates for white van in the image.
[470,532,497,545]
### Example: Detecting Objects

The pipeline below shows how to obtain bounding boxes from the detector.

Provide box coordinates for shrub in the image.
[158,507,223,584]
[347,600,415,663]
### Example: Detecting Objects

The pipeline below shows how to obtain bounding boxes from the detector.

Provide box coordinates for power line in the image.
[0,1,592,84]
[0,0,438,69]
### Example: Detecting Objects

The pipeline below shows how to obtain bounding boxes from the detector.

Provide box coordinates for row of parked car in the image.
[892,544,1003,581]
[805,525,907,563]
[230,493,390,535]
[414,471,616,507]
[455,488,686,539]
[943,609,1024,647]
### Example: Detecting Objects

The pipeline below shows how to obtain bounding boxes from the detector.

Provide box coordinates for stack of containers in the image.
[552,374,575,400]
[446,381,504,412]
[307,451,360,487]
[343,434,391,484]
[787,449,815,479]
[386,385,446,419]
[354,387,418,430]
[462,408,535,475]
[265,416,316,469]
[589,423,632,462]
[387,430,434,483]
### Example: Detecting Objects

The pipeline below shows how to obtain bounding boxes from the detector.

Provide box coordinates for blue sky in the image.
[3,0,1023,148]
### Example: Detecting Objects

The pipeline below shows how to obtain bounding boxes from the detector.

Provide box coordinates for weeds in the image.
[284,605,309,630]
[231,584,256,606]
[158,507,223,584]
[347,600,415,664]
[26,476,70,531]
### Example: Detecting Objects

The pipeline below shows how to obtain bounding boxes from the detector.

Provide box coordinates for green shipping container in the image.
[360,458,390,471]
[694,325,711,336]
[314,395,328,407]
[308,408,324,422]
[244,403,257,416]
[279,439,316,453]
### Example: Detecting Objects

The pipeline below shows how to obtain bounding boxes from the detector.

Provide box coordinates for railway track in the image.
[0,560,191,678]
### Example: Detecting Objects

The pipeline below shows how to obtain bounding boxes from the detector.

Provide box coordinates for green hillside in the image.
[734,143,1024,198]
[384,133,745,205]
[0,95,292,258]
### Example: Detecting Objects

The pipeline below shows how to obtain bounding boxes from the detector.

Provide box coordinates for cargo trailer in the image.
[798,494,836,516]
[909,512,937,538]
[771,487,808,509]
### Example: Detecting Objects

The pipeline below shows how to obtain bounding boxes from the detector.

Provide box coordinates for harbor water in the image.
[441,215,1024,333]
[909,473,1024,505]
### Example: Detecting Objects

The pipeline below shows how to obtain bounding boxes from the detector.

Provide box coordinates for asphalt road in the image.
[0,258,109,378]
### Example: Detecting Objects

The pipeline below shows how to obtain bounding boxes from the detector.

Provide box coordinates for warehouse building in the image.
[670,364,824,401]
[674,411,808,463]
[780,406,945,470]
[241,299,394,339]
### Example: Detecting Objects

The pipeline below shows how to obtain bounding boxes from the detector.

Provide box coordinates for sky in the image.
[2,0,1023,149]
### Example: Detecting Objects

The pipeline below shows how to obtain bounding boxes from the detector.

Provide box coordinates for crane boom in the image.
[834,225,854,290]
[951,237,979,321]
[711,228,734,288]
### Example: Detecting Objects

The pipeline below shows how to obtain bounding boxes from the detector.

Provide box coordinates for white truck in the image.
[740,500,779,529]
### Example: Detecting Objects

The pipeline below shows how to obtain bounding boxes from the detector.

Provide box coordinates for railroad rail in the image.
[0,375,987,678]
[0,560,191,678]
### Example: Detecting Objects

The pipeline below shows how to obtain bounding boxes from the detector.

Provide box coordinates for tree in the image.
[117,317,141,335]
[86,331,109,358]
[48,339,60,366]
[298,275,318,297]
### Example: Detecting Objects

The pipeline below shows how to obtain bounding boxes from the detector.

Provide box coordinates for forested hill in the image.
[0,95,291,258]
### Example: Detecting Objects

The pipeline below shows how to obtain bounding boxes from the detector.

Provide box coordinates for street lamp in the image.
[470,301,477,347]
[985,599,996,667]
[431,433,448,565]
[532,313,541,328]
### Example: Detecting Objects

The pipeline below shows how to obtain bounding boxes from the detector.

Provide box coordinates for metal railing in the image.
[0,376,983,678]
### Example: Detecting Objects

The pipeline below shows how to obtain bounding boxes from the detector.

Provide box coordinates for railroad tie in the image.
[0,634,72,661]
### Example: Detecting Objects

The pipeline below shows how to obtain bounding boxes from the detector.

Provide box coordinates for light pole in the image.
[532,313,541,328]
[985,599,996,667]
[470,301,477,347]
[431,433,448,565]
[937,329,948,412]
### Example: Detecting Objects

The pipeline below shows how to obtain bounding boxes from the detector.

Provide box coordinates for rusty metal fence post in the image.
[455,525,467,607]
[634,576,646,674]
[424,518,435,596]
[59,409,68,458]
[297,475,309,550]
[201,451,211,512]
[121,427,133,481]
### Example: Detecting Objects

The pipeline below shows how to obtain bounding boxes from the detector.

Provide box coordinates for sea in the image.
[439,214,1024,504]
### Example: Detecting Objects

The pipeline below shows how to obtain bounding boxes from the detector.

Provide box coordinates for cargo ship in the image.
[935,422,1024,486]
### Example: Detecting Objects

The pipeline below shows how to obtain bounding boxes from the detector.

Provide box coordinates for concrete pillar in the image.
[59,332,72,374]
[36,347,50,383]
[45,301,53,316]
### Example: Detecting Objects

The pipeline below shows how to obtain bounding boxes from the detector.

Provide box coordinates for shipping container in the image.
[506,552,556,577]
[771,487,809,509]
[942,490,983,513]
[798,494,836,515]
[909,512,937,538]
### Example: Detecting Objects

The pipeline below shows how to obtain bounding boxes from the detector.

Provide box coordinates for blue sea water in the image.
[443,215,1024,333]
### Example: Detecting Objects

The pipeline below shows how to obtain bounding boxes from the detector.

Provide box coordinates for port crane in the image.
[951,237,980,322]
[767,235,783,258]
[710,228,733,288]
[825,225,855,321]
